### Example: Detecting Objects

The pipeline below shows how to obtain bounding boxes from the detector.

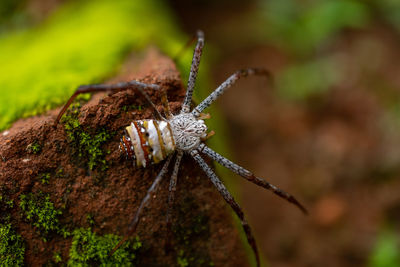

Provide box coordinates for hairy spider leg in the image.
[181,30,204,113]
[190,150,261,267]
[198,144,308,214]
[192,68,272,117]
[54,80,162,126]
[109,155,173,256]
[165,150,183,250]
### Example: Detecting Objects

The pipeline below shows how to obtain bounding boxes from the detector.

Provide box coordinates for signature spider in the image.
[54,31,307,267]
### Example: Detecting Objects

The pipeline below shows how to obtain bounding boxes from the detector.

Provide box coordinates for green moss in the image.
[55,168,64,178]
[53,252,62,263]
[173,196,213,267]
[26,141,42,154]
[0,191,14,225]
[0,0,187,131]
[68,228,141,266]
[86,214,95,227]
[0,194,13,210]
[19,192,69,240]
[38,173,51,185]
[62,110,112,171]
[122,104,143,112]
[0,223,25,267]
[0,190,25,266]
[177,249,189,267]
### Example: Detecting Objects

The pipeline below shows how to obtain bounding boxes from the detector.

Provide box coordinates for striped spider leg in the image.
[198,143,307,214]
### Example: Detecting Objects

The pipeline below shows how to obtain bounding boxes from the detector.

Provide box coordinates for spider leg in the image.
[190,150,261,267]
[181,30,204,113]
[165,151,183,250]
[198,143,307,214]
[54,80,163,126]
[192,68,272,117]
[109,155,173,256]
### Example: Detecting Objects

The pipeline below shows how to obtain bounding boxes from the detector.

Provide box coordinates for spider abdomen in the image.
[120,120,175,167]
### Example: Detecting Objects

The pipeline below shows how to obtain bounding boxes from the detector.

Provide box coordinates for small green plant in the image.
[26,142,42,154]
[0,193,14,227]
[122,104,143,112]
[68,228,141,266]
[86,214,95,226]
[0,223,25,266]
[19,192,69,239]
[53,252,62,263]
[177,249,189,267]
[0,194,13,210]
[39,173,51,185]
[55,168,64,178]
[62,106,112,171]
[173,196,213,266]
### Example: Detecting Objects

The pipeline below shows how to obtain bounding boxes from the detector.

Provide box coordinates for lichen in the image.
[0,223,25,267]
[19,192,69,240]
[68,228,141,266]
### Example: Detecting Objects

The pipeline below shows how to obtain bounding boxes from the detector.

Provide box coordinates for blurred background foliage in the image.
[0,0,185,131]
[260,0,369,56]
[1,0,400,266]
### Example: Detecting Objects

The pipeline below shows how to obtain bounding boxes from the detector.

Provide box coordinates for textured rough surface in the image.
[0,49,248,266]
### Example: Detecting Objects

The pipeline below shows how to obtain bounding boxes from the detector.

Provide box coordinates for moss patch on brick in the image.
[0,189,25,267]
[0,223,25,267]
[19,192,69,240]
[68,228,141,266]
[173,196,214,267]
[61,103,112,171]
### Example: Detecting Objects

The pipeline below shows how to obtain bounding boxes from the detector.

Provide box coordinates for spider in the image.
[54,31,307,267]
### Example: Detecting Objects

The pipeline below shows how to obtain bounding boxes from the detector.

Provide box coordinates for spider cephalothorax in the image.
[54,31,307,267]
[169,113,207,151]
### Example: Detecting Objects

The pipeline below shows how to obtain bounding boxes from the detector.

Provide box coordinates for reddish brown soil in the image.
[0,49,248,266]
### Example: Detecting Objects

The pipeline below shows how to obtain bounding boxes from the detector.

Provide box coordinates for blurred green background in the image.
[1,0,400,266]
